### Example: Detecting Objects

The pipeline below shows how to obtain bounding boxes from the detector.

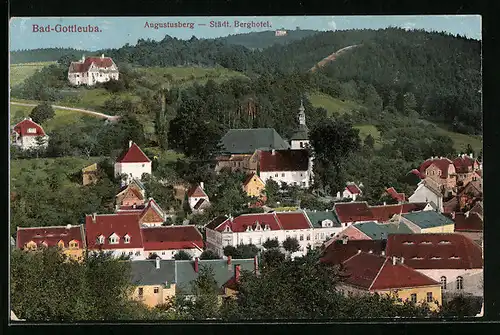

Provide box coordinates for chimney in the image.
[254,255,259,273]
[129,140,133,148]
[194,257,199,273]
[155,256,161,269]
[272,149,276,155]
[383,202,387,206]
[227,255,232,265]
[392,256,397,265]
[400,257,404,264]
[91,213,97,223]
[200,182,204,190]
[235,264,241,282]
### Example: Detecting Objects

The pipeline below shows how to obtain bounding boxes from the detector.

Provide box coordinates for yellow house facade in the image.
[82,163,99,186]
[376,285,442,311]
[243,173,266,198]
[131,283,177,308]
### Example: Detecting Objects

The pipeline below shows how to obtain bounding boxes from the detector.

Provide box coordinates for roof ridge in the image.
[369,257,390,291]
[17,224,82,230]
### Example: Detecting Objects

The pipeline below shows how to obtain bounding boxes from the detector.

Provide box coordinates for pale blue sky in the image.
[10,15,481,51]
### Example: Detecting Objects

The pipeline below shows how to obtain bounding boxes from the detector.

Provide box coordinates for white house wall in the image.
[143,248,202,260]
[409,185,443,212]
[189,196,209,210]
[114,162,152,181]
[417,268,483,297]
[260,170,311,188]
[15,135,49,151]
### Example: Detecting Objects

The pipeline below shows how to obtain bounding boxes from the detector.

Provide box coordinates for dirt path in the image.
[10,101,121,121]
[310,44,362,72]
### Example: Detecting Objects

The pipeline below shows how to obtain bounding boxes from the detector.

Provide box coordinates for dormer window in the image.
[97,235,105,244]
[264,224,270,231]
[69,240,79,249]
[412,256,424,260]
[27,128,36,134]
[430,256,441,260]
[224,226,231,233]
[420,241,432,245]
[246,226,253,232]
[403,241,414,245]
[449,256,461,260]
[124,235,131,244]
[438,241,451,245]
[109,233,120,244]
[57,240,65,248]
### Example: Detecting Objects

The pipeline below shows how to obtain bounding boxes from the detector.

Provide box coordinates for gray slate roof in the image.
[290,124,309,141]
[130,259,176,286]
[402,211,454,229]
[220,128,290,154]
[304,210,341,228]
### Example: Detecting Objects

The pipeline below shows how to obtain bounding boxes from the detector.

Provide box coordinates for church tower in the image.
[290,99,310,149]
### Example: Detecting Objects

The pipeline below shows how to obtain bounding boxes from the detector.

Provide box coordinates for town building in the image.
[289,100,310,150]
[453,211,483,247]
[418,157,457,193]
[337,252,442,310]
[115,178,147,210]
[341,182,362,201]
[242,173,266,200]
[187,182,210,213]
[141,226,204,259]
[335,221,414,241]
[68,54,119,86]
[408,179,444,212]
[11,118,49,151]
[215,151,260,174]
[453,154,481,186]
[16,225,86,261]
[219,128,290,155]
[138,198,167,227]
[386,233,483,300]
[396,211,455,234]
[303,210,343,247]
[259,149,312,188]
[82,163,99,186]
[320,239,387,264]
[130,257,257,307]
[114,141,152,185]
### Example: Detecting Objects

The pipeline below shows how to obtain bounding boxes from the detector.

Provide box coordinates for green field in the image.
[354,124,383,149]
[9,103,96,132]
[436,128,482,154]
[134,66,248,88]
[308,91,364,116]
[10,62,56,87]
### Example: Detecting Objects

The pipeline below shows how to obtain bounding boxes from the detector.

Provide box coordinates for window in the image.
[299,235,304,241]
[97,236,104,244]
[315,234,319,240]
[109,235,119,244]
[306,235,310,241]
[300,173,303,177]
[281,173,285,177]
[124,235,130,244]
[142,164,145,167]
[258,237,262,244]
[302,182,306,186]
[135,251,141,256]
[138,288,143,296]
[69,241,78,249]
[162,251,165,255]
[410,293,417,304]
[129,251,133,255]
[321,233,325,239]
[426,292,433,303]
[76,74,80,78]
[154,287,159,294]
[275,173,278,178]
[456,276,463,290]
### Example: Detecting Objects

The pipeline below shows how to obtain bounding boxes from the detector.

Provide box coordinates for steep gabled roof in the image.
[320,240,386,265]
[220,128,290,154]
[205,216,229,231]
[386,187,405,202]
[216,213,281,233]
[193,198,210,210]
[419,157,454,179]
[85,213,143,250]
[68,56,117,73]
[243,173,265,187]
[141,226,203,251]
[187,184,208,198]
[469,201,483,217]
[13,118,46,137]
[275,212,312,230]
[333,202,372,223]
[342,252,439,290]
[453,155,479,173]
[259,149,309,172]
[345,183,362,195]
[116,142,151,163]
[17,225,84,249]
[454,212,483,232]
[386,233,483,269]
[140,198,166,223]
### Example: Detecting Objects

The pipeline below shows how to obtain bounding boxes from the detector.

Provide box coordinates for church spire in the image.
[298,99,306,126]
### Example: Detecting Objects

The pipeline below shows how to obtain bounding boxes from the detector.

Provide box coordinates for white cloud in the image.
[328,19,337,30]
[402,22,416,30]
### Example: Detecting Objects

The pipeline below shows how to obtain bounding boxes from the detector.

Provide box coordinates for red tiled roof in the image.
[13,119,46,137]
[141,226,203,251]
[458,180,482,198]
[140,198,165,223]
[454,212,483,232]
[187,185,208,198]
[453,155,478,173]
[386,234,483,269]
[369,203,427,222]
[345,184,362,195]
[475,170,482,178]
[409,169,425,179]
[342,252,439,290]
[68,56,115,73]
[116,143,151,163]
[17,225,84,249]
[85,213,143,250]
[320,240,386,265]
[334,202,372,223]
[469,202,483,216]
[386,187,405,202]
[275,212,311,230]
[419,158,454,179]
[259,149,309,172]
[216,213,282,233]
[116,209,144,215]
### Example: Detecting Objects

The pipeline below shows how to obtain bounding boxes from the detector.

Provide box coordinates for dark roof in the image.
[289,124,309,141]
[342,253,439,290]
[259,149,309,172]
[141,226,203,251]
[454,212,483,232]
[304,210,341,228]
[193,198,210,210]
[333,202,372,223]
[353,221,413,240]
[17,225,84,248]
[220,128,290,154]
[402,211,454,229]
[469,201,483,216]
[320,240,386,265]
[386,233,483,269]
[130,259,176,286]
[187,185,208,198]
[205,216,229,230]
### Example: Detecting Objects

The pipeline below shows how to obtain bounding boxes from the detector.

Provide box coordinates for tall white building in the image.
[68,54,119,86]
[289,99,310,150]
[114,141,152,185]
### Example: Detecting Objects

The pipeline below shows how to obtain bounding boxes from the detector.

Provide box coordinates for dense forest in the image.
[10,47,90,64]
[213,28,319,49]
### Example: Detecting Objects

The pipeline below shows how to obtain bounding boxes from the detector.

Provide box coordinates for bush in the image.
[29,103,55,124]
[174,250,192,260]
[200,250,221,260]
[262,238,280,249]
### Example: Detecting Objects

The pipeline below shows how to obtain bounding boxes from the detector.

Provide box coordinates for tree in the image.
[262,238,280,249]
[364,134,375,149]
[260,248,286,269]
[363,84,383,111]
[223,245,239,258]
[264,179,280,205]
[29,103,55,124]
[282,237,300,254]
[402,92,417,116]
[439,295,482,318]
[199,250,221,260]
[174,250,192,260]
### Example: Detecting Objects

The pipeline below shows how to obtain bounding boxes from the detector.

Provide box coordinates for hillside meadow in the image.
[10,61,56,87]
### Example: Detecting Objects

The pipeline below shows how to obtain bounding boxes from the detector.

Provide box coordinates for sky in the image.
[10,15,481,51]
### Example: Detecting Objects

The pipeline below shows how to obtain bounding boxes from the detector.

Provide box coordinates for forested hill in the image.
[10,48,90,64]
[215,29,320,49]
